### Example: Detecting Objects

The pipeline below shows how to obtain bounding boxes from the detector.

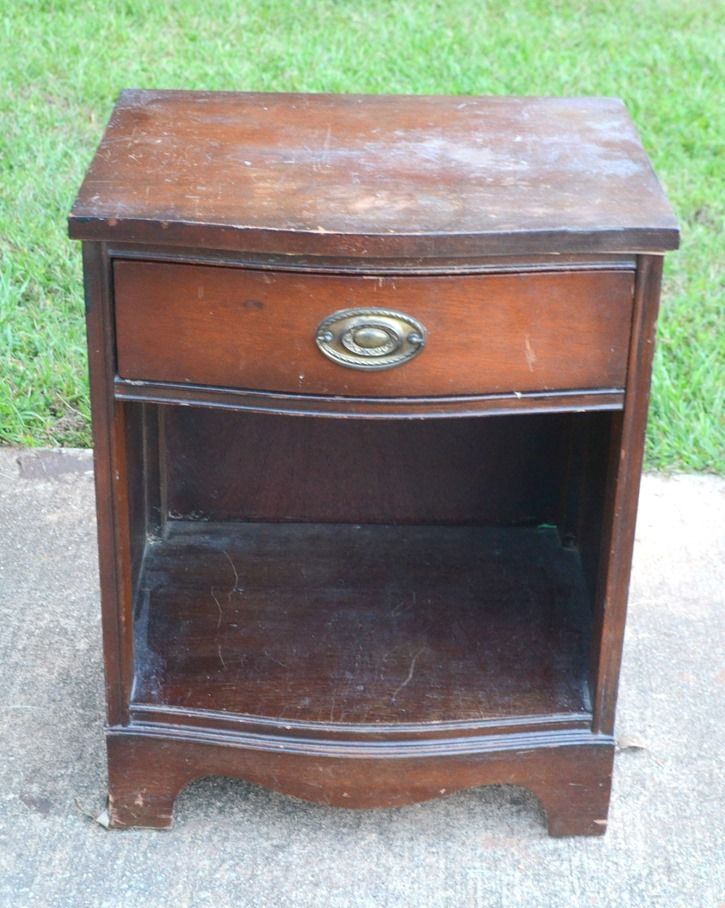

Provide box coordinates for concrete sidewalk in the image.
[0,448,723,908]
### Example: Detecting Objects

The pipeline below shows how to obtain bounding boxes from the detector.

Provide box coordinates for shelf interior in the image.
[132,521,593,727]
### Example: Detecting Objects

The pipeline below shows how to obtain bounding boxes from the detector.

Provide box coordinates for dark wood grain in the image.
[133,523,593,725]
[114,378,625,419]
[69,91,679,257]
[591,255,665,733]
[114,262,634,396]
[107,242,638,275]
[72,91,677,835]
[128,704,591,742]
[106,731,614,835]
[161,409,572,526]
[81,243,131,725]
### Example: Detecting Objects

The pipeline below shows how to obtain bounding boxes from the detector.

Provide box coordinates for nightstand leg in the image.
[106,734,193,829]
[542,792,612,837]
[532,750,614,837]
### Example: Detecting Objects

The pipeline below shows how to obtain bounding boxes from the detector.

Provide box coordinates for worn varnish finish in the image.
[133,524,592,723]
[69,91,678,257]
[114,262,634,396]
[113,379,625,420]
[70,91,678,835]
[106,732,614,836]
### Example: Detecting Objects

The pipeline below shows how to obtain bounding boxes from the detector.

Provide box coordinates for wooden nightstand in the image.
[69,91,678,835]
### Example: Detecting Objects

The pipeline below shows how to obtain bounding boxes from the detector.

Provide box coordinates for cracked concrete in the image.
[0,447,723,908]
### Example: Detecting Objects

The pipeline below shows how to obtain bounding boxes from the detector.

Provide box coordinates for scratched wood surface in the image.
[133,523,592,724]
[114,261,634,395]
[69,91,678,257]
[72,95,678,832]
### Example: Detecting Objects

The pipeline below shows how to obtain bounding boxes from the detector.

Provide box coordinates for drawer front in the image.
[114,262,634,397]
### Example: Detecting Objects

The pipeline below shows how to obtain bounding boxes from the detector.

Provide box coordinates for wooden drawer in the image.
[114,261,634,397]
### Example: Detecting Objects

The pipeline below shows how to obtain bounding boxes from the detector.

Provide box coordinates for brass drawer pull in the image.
[315,308,426,370]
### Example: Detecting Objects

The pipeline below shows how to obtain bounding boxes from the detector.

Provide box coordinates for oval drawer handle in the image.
[315,308,426,370]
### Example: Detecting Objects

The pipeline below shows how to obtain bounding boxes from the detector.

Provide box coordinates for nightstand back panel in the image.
[161,408,579,526]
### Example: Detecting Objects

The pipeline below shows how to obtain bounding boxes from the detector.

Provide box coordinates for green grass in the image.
[1,0,723,469]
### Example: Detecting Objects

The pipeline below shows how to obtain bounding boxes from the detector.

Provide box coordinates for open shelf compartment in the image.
[132,521,593,727]
[124,405,611,736]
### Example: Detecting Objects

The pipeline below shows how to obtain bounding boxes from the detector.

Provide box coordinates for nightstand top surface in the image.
[69,90,678,257]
